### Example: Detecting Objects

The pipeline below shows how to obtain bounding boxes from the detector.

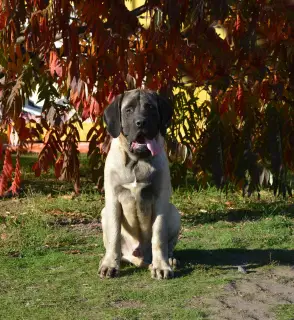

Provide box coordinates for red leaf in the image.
[90,97,100,116]
[39,16,47,33]
[0,149,14,196]
[0,11,8,30]
[32,162,41,177]
[19,127,30,141]
[3,149,13,178]
[220,91,231,115]
[235,84,244,117]
[236,84,243,101]
[108,91,115,104]
[82,97,90,120]
[9,152,21,195]
[49,51,63,78]
[260,80,269,104]
[77,79,85,97]
[0,233,7,240]
[65,249,82,255]
[54,155,64,178]
[0,141,2,161]
[6,124,13,144]
[49,51,57,77]
[234,13,244,34]
[146,75,160,91]
[55,64,63,78]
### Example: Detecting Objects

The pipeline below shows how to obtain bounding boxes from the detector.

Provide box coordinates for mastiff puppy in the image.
[99,89,180,279]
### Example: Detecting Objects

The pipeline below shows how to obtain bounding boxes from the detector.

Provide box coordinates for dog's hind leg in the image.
[121,255,150,268]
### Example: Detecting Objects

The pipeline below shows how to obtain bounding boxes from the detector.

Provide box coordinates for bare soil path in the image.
[191,266,294,320]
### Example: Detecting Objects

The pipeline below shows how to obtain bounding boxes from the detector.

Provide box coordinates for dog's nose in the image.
[135,119,146,128]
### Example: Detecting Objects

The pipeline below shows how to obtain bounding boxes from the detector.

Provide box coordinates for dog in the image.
[99,89,181,279]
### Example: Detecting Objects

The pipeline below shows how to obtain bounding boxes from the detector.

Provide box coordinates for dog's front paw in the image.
[98,257,120,279]
[150,259,174,279]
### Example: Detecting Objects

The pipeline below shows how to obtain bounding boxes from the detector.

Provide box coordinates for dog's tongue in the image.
[131,138,162,156]
[146,138,161,156]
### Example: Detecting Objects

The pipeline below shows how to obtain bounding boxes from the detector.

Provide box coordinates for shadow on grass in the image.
[182,204,294,225]
[118,249,294,278]
[13,154,94,197]
[20,178,97,197]
[21,179,75,196]
[174,248,294,277]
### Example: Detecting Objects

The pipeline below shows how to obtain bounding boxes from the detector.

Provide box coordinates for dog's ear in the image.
[103,94,123,138]
[157,95,173,136]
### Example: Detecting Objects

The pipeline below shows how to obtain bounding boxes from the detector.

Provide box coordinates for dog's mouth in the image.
[130,134,161,156]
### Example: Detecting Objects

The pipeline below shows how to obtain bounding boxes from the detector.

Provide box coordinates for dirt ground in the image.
[191,266,294,320]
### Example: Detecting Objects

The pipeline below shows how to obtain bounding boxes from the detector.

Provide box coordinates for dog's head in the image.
[104,89,173,158]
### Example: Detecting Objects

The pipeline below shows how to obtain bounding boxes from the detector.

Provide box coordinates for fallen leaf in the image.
[64,250,82,255]
[1,233,7,240]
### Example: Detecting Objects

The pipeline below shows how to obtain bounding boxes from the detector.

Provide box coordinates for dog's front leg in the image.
[99,194,122,278]
[151,201,173,279]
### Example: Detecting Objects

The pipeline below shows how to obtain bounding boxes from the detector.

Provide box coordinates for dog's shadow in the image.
[172,248,294,277]
[120,248,293,278]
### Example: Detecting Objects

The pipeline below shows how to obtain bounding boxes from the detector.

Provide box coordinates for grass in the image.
[274,305,294,320]
[0,154,294,319]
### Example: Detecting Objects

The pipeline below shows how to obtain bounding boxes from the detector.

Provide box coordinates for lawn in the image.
[0,155,294,320]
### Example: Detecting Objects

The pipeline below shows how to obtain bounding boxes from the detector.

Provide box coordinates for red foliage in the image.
[32,161,41,177]
[49,51,63,78]
[235,84,244,117]
[260,80,269,104]
[9,152,21,195]
[32,128,62,177]
[0,141,3,161]
[219,90,233,116]
[54,155,64,179]
[234,13,244,34]
[0,149,14,196]
[0,1,294,193]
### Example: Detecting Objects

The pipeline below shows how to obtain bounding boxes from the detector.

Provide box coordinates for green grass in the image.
[274,305,294,320]
[0,155,294,319]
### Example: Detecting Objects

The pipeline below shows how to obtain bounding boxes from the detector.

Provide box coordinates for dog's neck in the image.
[125,154,138,171]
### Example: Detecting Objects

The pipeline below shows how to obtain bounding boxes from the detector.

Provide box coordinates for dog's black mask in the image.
[104,89,173,158]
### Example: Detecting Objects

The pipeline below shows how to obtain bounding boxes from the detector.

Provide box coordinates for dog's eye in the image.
[145,104,154,109]
[125,108,133,115]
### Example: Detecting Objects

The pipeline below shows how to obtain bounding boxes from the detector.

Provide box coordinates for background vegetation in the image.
[1,0,294,195]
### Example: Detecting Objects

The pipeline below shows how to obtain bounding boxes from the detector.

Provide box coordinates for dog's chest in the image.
[117,160,160,205]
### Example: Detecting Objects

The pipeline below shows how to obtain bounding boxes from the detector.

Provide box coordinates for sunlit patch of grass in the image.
[274,304,294,320]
